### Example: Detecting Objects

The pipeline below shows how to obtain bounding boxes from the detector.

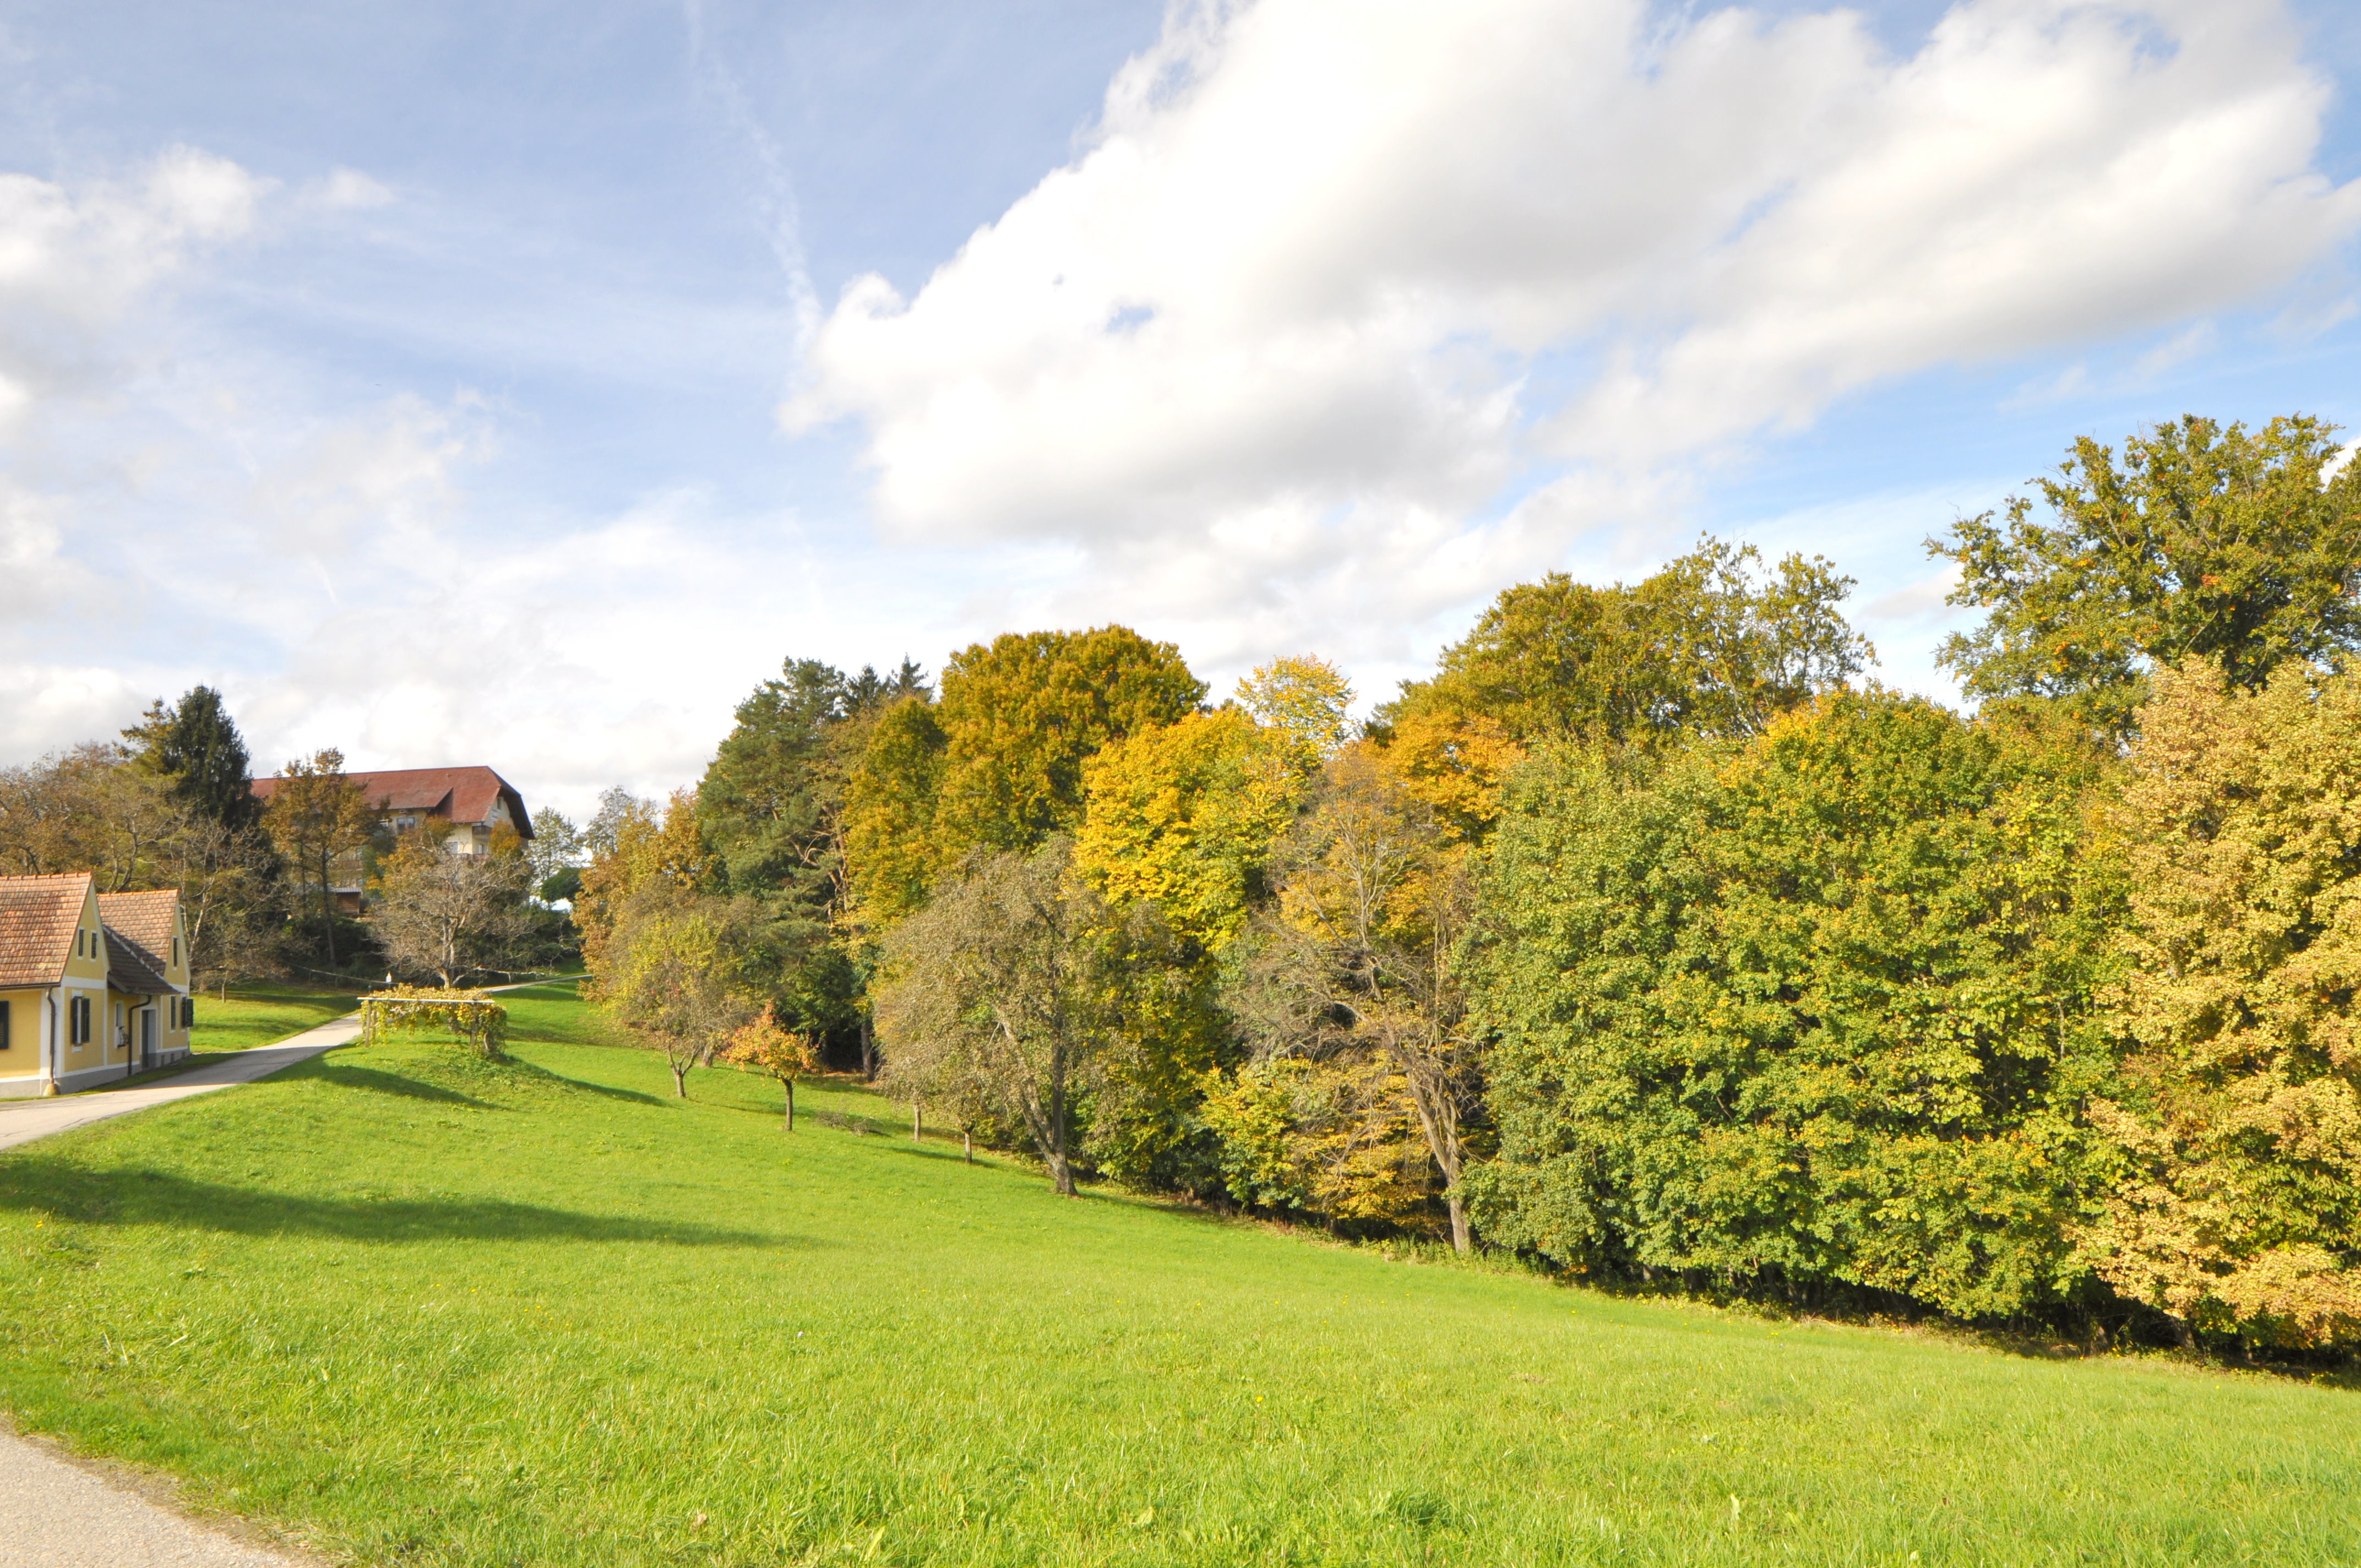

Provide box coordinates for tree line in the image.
[0,703,579,989]
[578,410,2361,1354]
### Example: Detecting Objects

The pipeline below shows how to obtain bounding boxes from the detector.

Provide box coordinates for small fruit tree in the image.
[723,1004,821,1130]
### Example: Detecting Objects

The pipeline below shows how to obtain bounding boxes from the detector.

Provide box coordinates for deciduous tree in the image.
[723,1003,821,1130]
[1932,413,2361,741]
[263,749,378,966]
[369,828,532,988]
[2080,660,2361,1348]
[1226,744,1484,1251]
[1468,692,2125,1315]
[874,840,1114,1195]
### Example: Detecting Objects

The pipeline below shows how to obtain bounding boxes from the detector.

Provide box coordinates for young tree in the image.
[874,840,1114,1195]
[1932,413,2361,741]
[606,901,754,1097]
[263,749,377,966]
[1227,744,1484,1251]
[723,1004,822,1130]
[369,829,532,987]
[2080,660,2361,1349]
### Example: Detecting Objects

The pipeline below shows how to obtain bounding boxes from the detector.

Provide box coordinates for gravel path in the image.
[0,1015,361,1565]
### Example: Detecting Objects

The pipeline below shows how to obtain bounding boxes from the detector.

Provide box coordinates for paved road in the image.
[0,1016,363,1155]
[1,1018,361,1564]
[0,1433,311,1567]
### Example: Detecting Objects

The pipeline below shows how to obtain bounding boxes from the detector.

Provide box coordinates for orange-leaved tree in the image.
[724,1003,821,1130]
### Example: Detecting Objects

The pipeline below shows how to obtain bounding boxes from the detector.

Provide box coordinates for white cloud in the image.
[314,167,395,210]
[0,145,269,437]
[788,0,2361,667]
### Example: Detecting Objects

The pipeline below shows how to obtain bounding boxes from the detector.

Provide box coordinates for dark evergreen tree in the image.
[125,685,260,830]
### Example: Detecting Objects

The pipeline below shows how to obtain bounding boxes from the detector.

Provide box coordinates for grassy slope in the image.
[0,983,2353,1567]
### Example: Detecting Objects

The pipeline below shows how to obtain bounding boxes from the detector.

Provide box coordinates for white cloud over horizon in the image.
[792,0,2360,668]
[4,0,2360,823]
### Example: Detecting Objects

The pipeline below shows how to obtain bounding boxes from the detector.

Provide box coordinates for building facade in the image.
[0,874,194,1097]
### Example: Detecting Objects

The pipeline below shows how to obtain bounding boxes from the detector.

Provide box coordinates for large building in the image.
[248,765,532,912]
[0,874,194,1097]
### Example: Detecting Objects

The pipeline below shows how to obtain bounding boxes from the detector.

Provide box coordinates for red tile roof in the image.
[249,766,532,838]
[102,925,175,995]
[0,872,90,989]
[97,890,179,982]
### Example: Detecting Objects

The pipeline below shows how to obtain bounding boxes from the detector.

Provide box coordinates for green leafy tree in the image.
[1468,692,2125,1317]
[931,627,1206,857]
[2080,660,2361,1348]
[1932,413,2361,741]
[873,840,1118,1196]
[1383,537,1871,753]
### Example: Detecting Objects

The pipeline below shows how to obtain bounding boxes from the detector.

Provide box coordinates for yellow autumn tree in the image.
[2081,660,2361,1348]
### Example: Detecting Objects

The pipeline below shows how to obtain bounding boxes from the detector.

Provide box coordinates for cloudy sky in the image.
[4,0,2359,820]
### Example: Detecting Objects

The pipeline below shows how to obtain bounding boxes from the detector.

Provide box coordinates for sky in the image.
[3,0,2359,823]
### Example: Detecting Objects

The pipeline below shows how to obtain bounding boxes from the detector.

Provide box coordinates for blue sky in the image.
[3,0,2358,820]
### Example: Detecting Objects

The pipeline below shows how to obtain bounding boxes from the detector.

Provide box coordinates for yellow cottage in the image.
[0,873,194,1097]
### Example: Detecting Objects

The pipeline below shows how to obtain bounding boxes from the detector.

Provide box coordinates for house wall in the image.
[0,987,46,1088]
[56,888,109,1089]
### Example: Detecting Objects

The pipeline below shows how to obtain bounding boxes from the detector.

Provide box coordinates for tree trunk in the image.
[913,1101,923,1141]
[783,1077,795,1131]
[962,1129,973,1164]
[858,1013,878,1081]
[1048,1147,1075,1197]
[1446,1192,1471,1255]
[671,1061,688,1098]
[321,848,339,965]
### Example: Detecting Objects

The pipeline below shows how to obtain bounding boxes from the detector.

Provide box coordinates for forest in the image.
[577,411,2361,1358]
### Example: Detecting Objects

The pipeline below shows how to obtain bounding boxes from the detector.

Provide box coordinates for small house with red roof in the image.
[0,874,193,1097]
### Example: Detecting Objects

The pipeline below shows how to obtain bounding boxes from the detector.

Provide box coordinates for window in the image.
[0,998,10,1050]
[69,994,90,1046]
[173,937,182,967]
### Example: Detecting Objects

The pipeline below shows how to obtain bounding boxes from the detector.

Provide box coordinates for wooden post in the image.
[962,1129,973,1164]
[913,1101,923,1142]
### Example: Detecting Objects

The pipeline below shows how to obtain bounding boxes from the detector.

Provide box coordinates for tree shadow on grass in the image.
[304,1063,505,1110]
[529,1071,668,1107]
[0,1161,788,1248]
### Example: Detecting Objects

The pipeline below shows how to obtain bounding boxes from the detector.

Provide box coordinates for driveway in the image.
[0,1016,363,1156]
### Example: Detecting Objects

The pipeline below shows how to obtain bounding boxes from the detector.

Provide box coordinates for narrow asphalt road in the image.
[0,1015,362,1155]
[0,1013,366,1564]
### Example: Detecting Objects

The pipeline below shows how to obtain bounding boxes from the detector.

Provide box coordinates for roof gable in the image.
[102,925,174,995]
[249,765,531,837]
[0,872,93,988]
[97,889,179,978]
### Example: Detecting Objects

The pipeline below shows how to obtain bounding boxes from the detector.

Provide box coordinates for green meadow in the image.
[2,982,2356,1566]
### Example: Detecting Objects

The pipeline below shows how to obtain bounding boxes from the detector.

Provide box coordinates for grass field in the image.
[2,982,2357,1566]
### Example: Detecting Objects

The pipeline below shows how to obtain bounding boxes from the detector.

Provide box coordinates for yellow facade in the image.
[0,986,46,1084]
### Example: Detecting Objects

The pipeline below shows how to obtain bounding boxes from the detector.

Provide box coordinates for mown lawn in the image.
[2,983,2357,1566]
[192,984,365,1055]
